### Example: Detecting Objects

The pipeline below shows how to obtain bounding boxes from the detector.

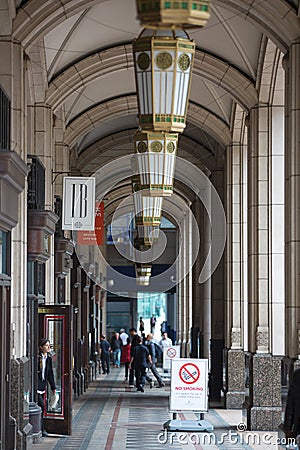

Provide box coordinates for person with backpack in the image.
[128,328,153,388]
[146,334,165,388]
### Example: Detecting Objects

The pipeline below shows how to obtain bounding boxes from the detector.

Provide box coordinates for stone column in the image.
[177,212,189,356]
[225,139,247,408]
[185,208,193,356]
[0,37,34,446]
[210,168,225,401]
[244,104,282,430]
[31,103,55,305]
[284,40,300,362]
[191,197,202,358]
[176,228,183,348]
[181,213,187,356]
[201,199,211,362]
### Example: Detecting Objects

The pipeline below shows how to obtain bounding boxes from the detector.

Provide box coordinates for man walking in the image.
[99,334,111,374]
[129,335,151,392]
[146,334,165,388]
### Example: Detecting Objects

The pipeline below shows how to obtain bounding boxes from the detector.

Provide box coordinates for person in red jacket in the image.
[120,337,131,383]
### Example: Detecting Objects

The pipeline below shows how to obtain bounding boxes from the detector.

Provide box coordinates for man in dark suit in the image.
[37,338,56,437]
[129,335,152,392]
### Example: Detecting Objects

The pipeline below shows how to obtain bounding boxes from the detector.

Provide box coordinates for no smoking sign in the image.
[167,347,177,358]
[179,363,200,384]
[170,358,208,411]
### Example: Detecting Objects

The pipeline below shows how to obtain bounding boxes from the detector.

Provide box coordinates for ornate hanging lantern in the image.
[132,177,163,225]
[133,27,195,133]
[135,262,152,286]
[134,130,178,196]
[136,0,211,28]
[135,224,160,246]
[132,176,162,244]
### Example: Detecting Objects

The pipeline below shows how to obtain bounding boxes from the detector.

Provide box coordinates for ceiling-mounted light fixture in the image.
[132,177,163,225]
[135,224,160,246]
[136,0,211,28]
[133,27,195,134]
[134,130,178,196]
[135,262,152,286]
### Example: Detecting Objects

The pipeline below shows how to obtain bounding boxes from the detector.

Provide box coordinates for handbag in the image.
[49,392,59,409]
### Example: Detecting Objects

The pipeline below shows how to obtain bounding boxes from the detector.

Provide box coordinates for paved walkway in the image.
[33,368,289,450]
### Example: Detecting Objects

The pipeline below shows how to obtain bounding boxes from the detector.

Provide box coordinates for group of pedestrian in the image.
[99,325,173,393]
[128,329,165,392]
[99,331,123,374]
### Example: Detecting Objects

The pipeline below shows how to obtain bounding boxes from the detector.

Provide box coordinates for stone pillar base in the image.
[226,392,245,409]
[29,402,42,444]
[242,353,282,431]
[243,404,282,431]
[225,349,245,409]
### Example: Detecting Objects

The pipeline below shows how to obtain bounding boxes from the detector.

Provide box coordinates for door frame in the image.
[38,304,73,435]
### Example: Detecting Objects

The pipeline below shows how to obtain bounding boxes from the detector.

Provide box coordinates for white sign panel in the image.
[163,345,181,370]
[170,358,208,412]
[62,177,95,230]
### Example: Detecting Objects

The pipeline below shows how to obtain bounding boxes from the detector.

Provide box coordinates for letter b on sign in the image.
[62,177,96,230]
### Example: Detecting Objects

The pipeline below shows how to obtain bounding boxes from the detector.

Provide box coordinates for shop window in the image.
[0,231,10,275]
[27,156,45,210]
[27,261,45,302]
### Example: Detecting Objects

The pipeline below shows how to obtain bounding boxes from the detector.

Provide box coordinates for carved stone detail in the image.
[256,326,269,353]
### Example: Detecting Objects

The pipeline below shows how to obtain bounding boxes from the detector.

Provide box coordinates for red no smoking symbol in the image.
[179,363,200,384]
[167,347,176,358]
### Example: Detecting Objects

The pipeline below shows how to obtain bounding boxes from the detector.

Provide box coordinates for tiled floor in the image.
[33,368,289,450]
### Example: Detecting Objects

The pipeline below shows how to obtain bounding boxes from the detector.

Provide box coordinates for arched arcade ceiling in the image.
[12,0,300,209]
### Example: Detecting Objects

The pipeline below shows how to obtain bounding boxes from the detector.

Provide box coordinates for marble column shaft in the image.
[177,212,192,356]
[225,137,247,408]
[245,103,282,429]
[284,40,300,359]
[248,104,271,354]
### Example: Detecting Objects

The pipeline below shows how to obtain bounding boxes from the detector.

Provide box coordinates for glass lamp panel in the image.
[175,71,190,117]
[134,49,152,115]
[137,70,152,115]
[149,153,155,173]
[153,48,175,117]
[136,191,142,214]
[138,154,148,185]
[136,276,150,286]
[165,153,175,185]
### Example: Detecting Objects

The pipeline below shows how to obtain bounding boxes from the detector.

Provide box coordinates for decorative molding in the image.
[231,327,242,349]
[256,326,269,353]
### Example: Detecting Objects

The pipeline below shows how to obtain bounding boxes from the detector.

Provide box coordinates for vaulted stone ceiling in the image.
[11,0,300,203]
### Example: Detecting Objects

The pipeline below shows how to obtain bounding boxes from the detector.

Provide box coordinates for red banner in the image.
[77,202,104,245]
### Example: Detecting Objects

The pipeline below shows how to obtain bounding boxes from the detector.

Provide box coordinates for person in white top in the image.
[120,329,129,346]
[159,332,173,348]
